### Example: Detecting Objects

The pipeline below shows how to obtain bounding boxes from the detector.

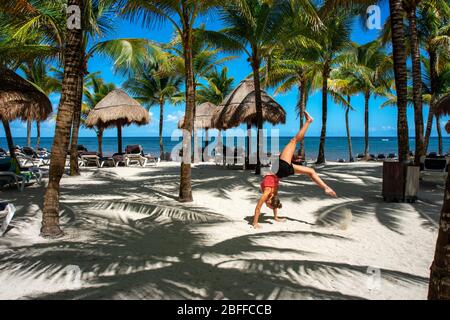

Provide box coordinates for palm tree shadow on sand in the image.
[0,163,436,299]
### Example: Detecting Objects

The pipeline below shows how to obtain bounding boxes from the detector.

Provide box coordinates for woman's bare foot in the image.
[274,217,287,223]
[304,111,314,123]
[325,187,337,197]
[252,223,262,229]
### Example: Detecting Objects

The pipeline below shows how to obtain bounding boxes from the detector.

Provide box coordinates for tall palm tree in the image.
[19,61,60,149]
[310,8,353,164]
[403,0,426,165]
[41,0,84,238]
[339,41,393,160]
[329,67,358,162]
[118,0,218,202]
[422,55,450,154]
[124,62,183,158]
[82,72,116,157]
[202,0,311,173]
[419,0,449,153]
[263,7,321,160]
[324,0,411,162]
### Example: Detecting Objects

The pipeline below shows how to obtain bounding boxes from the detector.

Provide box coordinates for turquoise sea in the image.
[3,136,449,161]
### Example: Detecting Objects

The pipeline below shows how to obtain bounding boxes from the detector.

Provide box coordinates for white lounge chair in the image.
[0,203,16,236]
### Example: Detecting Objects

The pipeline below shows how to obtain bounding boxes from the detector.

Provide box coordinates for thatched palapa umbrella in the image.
[178,102,217,130]
[178,102,218,162]
[85,89,149,154]
[0,68,52,158]
[212,79,286,166]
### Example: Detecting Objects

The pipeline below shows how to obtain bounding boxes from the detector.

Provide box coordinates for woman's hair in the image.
[270,195,282,209]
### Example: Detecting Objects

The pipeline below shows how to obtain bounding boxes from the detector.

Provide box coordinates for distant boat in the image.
[381,138,389,142]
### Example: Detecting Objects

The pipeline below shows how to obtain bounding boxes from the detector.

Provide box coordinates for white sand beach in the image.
[0,161,443,300]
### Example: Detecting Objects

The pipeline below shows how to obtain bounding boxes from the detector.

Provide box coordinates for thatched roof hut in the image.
[85,89,149,128]
[178,102,217,130]
[85,89,149,153]
[212,79,286,129]
[0,68,52,121]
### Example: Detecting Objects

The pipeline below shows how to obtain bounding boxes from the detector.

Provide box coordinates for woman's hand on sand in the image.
[325,187,337,197]
[305,111,314,123]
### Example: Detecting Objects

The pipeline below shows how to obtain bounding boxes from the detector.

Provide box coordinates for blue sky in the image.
[5,1,448,138]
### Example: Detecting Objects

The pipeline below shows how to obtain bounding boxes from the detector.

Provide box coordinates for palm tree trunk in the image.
[346,96,354,162]
[428,169,450,299]
[69,73,83,176]
[41,0,84,238]
[251,47,263,175]
[36,121,41,149]
[298,78,306,159]
[407,8,425,165]
[159,101,164,159]
[246,122,251,168]
[2,119,17,161]
[97,127,104,157]
[317,64,330,164]
[424,48,437,153]
[436,115,443,155]
[179,17,194,202]
[364,91,370,159]
[117,124,122,154]
[389,0,410,162]
[26,120,32,147]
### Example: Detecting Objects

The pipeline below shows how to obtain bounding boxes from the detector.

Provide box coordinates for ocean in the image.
[3,136,449,161]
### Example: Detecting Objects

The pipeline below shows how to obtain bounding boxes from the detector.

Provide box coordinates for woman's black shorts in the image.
[276,159,295,179]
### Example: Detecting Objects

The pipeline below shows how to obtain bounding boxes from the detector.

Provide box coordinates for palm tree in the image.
[263,7,321,160]
[202,0,308,173]
[422,55,450,155]
[419,1,449,153]
[403,0,426,165]
[324,0,411,162]
[82,73,116,157]
[311,8,353,164]
[329,68,358,162]
[118,0,218,202]
[124,62,183,158]
[339,41,393,160]
[41,0,84,238]
[197,67,234,106]
[19,61,60,149]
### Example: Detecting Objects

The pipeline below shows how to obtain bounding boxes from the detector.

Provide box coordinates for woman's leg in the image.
[292,164,337,197]
[280,113,313,163]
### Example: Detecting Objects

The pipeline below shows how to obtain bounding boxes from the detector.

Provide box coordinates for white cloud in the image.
[166,111,184,123]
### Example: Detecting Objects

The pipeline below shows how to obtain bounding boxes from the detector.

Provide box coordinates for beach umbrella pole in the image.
[117,124,122,154]
[246,122,251,168]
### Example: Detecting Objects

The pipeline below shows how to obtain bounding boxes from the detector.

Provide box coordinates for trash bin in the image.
[382,161,419,202]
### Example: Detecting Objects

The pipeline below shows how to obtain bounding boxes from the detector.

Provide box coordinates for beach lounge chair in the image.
[356,153,364,161]
[0,148,7,156]
[21,146,50,166]
[377,154,386,161]
[0,157,41,190]
[387,153,397,160]
[0,203,16,236]
[80,152,105,168]
[420,155,449,180]
[124,145,159,166]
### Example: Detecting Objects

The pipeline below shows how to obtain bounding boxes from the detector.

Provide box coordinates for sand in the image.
[0,161,443,300]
